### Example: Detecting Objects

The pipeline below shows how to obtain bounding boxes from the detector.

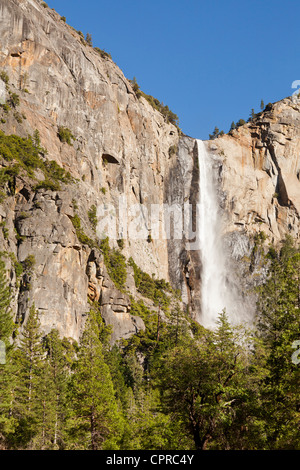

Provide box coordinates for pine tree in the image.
[0,257,15,346]
[41,329,74,449]
[255,239,300,448]
[122,387,176,450]
[68,310,125,450]
[0,256,17,449]
[249,108,256,120]
[85,33,93,46]
[157,312,249,450]
[11,305,45,448]
[229,121,236,132]
[209,126,220,140]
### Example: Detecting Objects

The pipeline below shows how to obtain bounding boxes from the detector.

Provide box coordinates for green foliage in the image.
[100,238,127,290]
[8,92,20,108]
[94,47,112,59]
[57,126,74,145]
[254,237,300,449]
[43,160,73,184]
[70,214,95,248]
[0,130,73,193]
[121,298,163,359]
[0,220,8,239]
[68,309,124,449]
[0,103,11,113]
[128,257,172,311]
[209,126,224,139]
[0,70,9,84]
[0,257,15,345]
[117,238,124,250]
[41,2,48,7]
[229,121,236,132]
[22,255,35,273]
[33,179,60,191]
[9,253,23,279]
[236,118,246,127]
[14,112,23,123]
[87,205,97,232]
[85,33,93,46]
[156,311,250,450]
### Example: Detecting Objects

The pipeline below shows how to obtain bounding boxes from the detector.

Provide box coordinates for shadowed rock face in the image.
[0,0,299,342]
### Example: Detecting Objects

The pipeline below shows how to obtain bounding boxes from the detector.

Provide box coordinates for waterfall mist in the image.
[197,139,244,329]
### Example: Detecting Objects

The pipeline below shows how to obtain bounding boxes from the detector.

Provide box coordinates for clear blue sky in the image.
[46,0,300,140]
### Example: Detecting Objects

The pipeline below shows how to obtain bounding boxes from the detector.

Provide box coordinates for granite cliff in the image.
[0,0,299,342]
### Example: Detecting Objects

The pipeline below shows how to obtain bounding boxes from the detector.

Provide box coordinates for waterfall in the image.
[197,139,238,329]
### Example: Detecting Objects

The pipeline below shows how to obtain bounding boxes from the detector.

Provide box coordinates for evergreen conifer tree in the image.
[68,310,124,450]
[0,257,15,346]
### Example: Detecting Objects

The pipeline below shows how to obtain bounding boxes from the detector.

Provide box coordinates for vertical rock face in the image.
[211,98,300,245]
[0,0,179,341]
[0,0,299,341]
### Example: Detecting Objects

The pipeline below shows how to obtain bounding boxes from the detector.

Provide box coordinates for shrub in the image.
[94,47,112,60]
[209,126,224,140]
[85,33,93,46]
[44,160,73,184]
[0,71,9,84]
[8,92,20,108]
[117,239,124,250]
[99,237,127,290]
[128,257,172,311]
[105,248,127,290]
[14,260,23,278]
[17,212,31,220]
[33,179,61,191]
[0,103,11,113]
[70,214,95,248]
[14,112,23,123]
[235,119,246,128]
[0,221,8,239]
[88,205,97,231]
[0,130,74,192]
[57,126,75,145]
[22,254,36,272]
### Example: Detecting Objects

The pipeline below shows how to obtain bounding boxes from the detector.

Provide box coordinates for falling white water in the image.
[197,140,238,329]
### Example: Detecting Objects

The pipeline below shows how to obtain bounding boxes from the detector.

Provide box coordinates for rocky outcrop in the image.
[210,98,300,244]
